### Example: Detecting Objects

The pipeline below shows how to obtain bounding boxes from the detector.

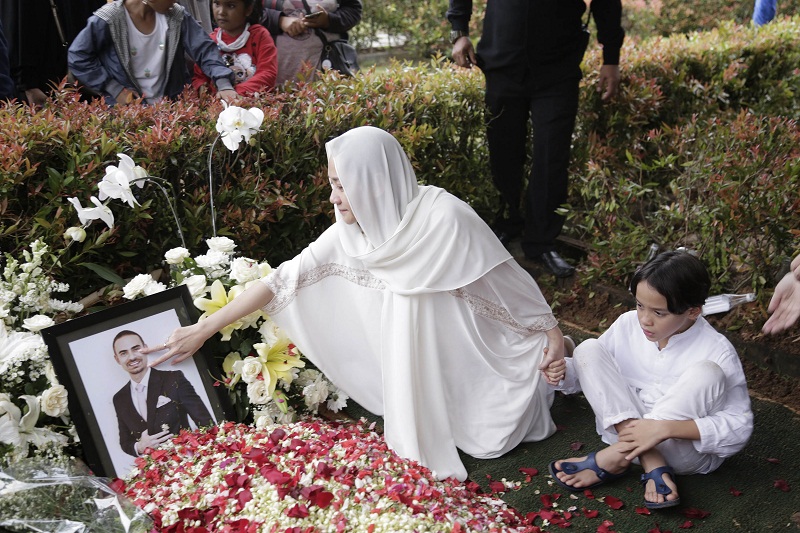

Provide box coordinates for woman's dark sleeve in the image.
[326,0,362,35]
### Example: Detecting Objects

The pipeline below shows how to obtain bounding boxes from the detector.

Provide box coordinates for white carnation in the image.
[22,314,55,333]
[205,237,236,254]
[164,247,190,265]
[41,384,69,417]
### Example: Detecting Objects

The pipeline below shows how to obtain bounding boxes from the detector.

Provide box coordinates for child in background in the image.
[547,251,753,509]
[68,0,237,106]
[193,0,277,96]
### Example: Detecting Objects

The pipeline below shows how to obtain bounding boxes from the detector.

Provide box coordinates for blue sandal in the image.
[641,465,681,509]
[548,451,629,491]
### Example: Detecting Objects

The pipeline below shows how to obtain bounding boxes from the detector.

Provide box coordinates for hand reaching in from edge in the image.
[142,322,214,367]
[763,254,800,334]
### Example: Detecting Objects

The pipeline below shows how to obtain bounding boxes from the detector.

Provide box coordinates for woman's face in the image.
[328,159,356,224]
[213,0,253,35]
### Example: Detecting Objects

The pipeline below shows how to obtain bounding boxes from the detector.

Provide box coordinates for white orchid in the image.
[67,196,114,229]
[215,104,264,152]
[98,153,147,208]
[64,226,87,243]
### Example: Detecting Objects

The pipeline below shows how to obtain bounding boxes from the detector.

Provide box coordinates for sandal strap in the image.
[640,465,675,496]
[561,452,616,480]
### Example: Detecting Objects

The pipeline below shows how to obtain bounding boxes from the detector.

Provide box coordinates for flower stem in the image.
[208,135,221,237]
[131,176,186,249]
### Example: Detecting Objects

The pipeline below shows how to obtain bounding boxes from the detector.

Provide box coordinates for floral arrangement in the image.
[121,419,539,533]
[123,236,349,425]
[0,240,82,463]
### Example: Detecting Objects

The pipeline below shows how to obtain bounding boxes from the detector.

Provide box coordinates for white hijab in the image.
[324,126,511,295]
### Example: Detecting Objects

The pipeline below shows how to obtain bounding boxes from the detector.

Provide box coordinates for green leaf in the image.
[79,262,125,286]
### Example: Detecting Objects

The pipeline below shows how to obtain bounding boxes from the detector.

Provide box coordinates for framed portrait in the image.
[41,285,233,479]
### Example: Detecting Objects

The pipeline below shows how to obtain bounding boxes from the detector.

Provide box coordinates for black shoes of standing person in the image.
[533,251,575,278]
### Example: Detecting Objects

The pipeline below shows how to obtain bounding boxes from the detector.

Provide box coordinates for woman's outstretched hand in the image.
[142,322,213,367]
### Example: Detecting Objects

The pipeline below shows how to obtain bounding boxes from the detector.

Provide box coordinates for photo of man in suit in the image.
[111,330,214,457]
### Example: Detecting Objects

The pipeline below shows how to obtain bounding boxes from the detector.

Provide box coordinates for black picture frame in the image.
[41,285,233,479]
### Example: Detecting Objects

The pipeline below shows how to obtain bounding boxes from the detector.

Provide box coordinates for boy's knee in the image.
[573,337,602,363]
[683,360,725,390]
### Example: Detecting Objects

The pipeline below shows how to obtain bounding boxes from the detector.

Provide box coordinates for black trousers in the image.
[485,73,581,257]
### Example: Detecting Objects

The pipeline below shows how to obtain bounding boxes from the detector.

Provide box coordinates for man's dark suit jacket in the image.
[112,368,213,457]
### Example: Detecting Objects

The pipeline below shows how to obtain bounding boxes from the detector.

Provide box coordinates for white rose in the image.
[205,237,236,254]
[253,412,273,429]
[22,314,55,333]
[123,274,155,300]
[194,250,230,271]
[229,257,260,284]
[64,227,87,243]
[41,385,69,417]
[142,280,167,296]
[246,380,271,404]
[180,275,207,298]
[164,247,190,265]
[234,356,263,384]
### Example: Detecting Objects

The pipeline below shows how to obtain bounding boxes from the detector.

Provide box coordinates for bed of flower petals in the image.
[120,419,543,532]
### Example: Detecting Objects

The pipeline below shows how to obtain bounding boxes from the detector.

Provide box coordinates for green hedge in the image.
[0,18,797,308]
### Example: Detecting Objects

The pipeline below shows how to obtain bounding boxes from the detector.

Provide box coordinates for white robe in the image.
[260,126,559,480]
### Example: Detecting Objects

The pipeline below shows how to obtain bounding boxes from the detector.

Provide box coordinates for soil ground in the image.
[528,262,800,415]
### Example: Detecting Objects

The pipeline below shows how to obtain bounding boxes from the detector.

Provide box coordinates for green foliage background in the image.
[0,3,798,321]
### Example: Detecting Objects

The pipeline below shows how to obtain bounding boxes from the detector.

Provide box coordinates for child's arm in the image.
[68,17,130,103]
[180,14,235,95]
[233,25,278,95]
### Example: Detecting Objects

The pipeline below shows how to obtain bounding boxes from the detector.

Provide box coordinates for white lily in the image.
[0,395,68,459]
[98,153,147,208]
[67,196,114,229]
[215,103,264,152]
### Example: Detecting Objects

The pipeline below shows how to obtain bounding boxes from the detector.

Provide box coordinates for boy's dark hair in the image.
[629,251,710,314]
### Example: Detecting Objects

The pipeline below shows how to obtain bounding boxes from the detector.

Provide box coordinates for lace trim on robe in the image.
[450,287,558,336]
[262,264,386,314]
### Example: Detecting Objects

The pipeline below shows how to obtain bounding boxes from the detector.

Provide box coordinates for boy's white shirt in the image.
[557,310,753,458]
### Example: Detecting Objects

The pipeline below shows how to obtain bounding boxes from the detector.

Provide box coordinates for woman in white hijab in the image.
[153,126,567,481]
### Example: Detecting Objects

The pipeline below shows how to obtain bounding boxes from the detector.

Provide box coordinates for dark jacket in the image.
[260,0,363,41]
[68,0,233,105]
[0,18,14,99]
[0,0,104,94]
[447,0,624,75]
[112,368,213,457]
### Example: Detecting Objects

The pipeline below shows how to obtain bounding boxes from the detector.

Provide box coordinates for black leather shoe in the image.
[534,251,575,278]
